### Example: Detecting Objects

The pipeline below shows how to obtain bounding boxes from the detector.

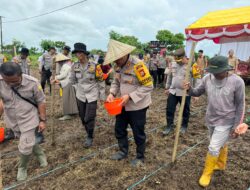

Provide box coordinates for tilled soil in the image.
[1,70,250,190]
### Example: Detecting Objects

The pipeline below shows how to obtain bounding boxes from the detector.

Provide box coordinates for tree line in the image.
[2,29,185,56]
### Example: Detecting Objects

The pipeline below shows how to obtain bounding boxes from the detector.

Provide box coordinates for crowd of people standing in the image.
[0,40,247,187]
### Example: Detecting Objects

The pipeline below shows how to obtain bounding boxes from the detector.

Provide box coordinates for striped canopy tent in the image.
[185,6,250,43]
[185,6,250,61]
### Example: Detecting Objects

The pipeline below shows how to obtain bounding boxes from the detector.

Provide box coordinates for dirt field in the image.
[1,70,250,190]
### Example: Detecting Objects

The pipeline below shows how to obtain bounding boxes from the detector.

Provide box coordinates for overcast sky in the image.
[1,0,249,56]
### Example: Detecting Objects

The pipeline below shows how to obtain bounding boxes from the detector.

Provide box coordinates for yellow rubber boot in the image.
[199,153,218,187]
[214,146,228,171]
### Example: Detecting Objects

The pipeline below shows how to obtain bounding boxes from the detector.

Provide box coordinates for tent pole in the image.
[219,43,222,56]
[171,41,197,163]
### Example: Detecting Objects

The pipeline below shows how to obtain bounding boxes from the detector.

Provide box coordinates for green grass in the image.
[3,53,42,68]
[29,54,42,68]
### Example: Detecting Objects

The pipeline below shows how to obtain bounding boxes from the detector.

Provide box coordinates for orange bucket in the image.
[104,98,123,116]
[0,127,4,143]
[103,73,108,80]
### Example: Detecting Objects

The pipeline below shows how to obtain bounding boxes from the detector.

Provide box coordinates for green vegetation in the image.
[1,29,188,66]
[156,30,185,51]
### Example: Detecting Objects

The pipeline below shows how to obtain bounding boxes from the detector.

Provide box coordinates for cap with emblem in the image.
[173,48,186,62]
[104,39,136,65]
[205,56,233,74]
[55,53,70,63]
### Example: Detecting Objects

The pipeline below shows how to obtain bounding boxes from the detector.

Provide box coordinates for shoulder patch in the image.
[95,64,104,81]
[192,63,201,79]
[134,62,153,86]
[88,63,95,73]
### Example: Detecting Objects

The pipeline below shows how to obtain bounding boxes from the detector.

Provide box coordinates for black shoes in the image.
[162,125,174,135]
[163,125,188,135]
[110,151,127,160]
[130,158,144,167]
[84,137,93,148]
[180,126,188,134]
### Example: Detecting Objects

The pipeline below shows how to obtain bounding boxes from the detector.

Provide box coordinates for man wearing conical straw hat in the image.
[105,39,153,167]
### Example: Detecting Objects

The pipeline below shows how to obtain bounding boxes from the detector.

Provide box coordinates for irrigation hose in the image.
[3,125,160,190]
[126,138,207,190]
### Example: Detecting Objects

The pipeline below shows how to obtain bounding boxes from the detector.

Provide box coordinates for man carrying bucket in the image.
[0,62,48,181]
[184,56,246,187]
[105,39,153,167]
[69,43,105,148]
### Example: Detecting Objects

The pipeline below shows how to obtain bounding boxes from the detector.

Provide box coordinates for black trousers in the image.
[150,70,158,88]
[77,99,97,138]
[105,75,111,86]
[157,68,165,84]
[166,93,191,128]
[115,107,148,159]
[41,67,52,94]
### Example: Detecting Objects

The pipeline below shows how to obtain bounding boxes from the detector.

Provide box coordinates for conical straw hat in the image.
[104,39,136,65]
[55,53,70,63]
